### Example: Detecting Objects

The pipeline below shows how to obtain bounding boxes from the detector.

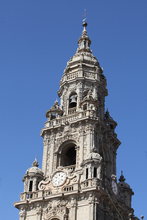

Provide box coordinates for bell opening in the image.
[69,93,77,109]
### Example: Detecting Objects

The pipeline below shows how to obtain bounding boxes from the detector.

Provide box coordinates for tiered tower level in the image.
[14,22,138,220]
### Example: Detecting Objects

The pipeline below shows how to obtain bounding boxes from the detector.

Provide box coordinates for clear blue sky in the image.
[0,0,146,219]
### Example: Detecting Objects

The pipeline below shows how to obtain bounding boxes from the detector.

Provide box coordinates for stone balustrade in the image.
[81,178,101,190]
[20,183,78,202]
[20,191,44,201]
[44,110,98,129]
[20,178,101,202]
[60,70,98,85]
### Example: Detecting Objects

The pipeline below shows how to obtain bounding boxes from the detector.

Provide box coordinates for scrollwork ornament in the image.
[38,178,51,190]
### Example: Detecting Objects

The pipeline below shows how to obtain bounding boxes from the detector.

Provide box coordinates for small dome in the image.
[118,171,131,189]
[25,159,44,177]
[66,52,99,68]
[118,181,131,189]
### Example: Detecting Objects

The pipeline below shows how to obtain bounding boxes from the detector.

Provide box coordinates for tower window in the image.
[69,93,77,108]
[94,167,97,178]
[60,144,76,167]
[29,180,33,192]
[86,168,88,179]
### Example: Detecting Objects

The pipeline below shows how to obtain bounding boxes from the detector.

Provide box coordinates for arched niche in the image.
[58,141,77,168]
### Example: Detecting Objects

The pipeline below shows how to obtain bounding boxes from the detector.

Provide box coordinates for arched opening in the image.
[51,219,60,220]
[60,143,76,167]
[29,180,33,192]
[86,168,88,179]
[93,167,97,178]
[69,93,77,108]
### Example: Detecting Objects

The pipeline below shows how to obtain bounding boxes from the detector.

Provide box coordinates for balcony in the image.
[43,110,98,131]
[81,178,101,190]
[60,69,98,85]
[20,190,44,201]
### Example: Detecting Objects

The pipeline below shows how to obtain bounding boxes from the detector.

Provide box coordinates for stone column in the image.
[53,151,58,171]
[70,198,77,220]
[86,125,92,156]
[78,128,84,165]
[91,128,95,150]
[49,135,55,175]
[23,179,28,192]
[57,152,61,167]
[76,87,80,111]
[75,146,80,169]
[42,134,49,175]
[33,178,37,191]
[89,126,94,152]
[88,194,94,220]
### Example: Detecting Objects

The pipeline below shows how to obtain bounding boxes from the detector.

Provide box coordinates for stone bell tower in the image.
[14,21,138,220]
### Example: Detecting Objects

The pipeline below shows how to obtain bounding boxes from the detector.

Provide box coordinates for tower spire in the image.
[77,18,91,53]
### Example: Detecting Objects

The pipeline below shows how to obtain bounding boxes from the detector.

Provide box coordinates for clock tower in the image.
[14,21,138,220]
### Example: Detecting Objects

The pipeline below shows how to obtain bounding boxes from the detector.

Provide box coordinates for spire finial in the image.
[119,170,126,182]
[82,9,88,31]
[77,11,91,53]
[32,158,39,167]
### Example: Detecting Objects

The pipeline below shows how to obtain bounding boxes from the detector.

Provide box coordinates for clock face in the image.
[52,171,67,187]
[112,180,118,195]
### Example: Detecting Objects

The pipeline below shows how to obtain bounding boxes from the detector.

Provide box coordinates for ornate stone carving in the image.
[43,200,68,220]
[38,178,51,190]
[38,167,78,194]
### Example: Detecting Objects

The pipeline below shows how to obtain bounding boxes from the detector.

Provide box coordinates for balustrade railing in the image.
[20,178,101,202]
[20,191,43,201]
[81,178,101,189]
[60,70,98,85]
[44,110,98,129]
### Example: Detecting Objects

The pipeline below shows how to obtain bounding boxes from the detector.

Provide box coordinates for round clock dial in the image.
[112,180,118,195]
[52,171,66,187]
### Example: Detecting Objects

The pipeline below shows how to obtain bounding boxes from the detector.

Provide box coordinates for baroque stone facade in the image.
[14,21,138,220]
